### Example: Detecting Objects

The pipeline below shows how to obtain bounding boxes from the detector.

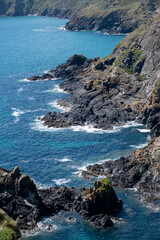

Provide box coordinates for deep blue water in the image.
[0,16,159,240]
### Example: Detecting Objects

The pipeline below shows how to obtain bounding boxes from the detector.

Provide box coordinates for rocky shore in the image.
[27,11,160,206]
[82,137,160,203]
[28,11,160,137]
[0,167,122,239]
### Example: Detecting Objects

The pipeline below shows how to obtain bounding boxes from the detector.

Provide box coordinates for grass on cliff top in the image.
[2,0,160,19]
[94,178,111,191]
[0,210,16,240]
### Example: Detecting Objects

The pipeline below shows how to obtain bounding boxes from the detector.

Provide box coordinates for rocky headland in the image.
[27,11,160,205]
[29,11,160,136]
[0,167,123,239]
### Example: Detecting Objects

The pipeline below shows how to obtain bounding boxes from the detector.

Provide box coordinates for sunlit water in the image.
[0,16,159,240]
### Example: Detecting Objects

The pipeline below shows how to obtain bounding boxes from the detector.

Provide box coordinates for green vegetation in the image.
[0,0,160,31]
[115,48,142,74]
[0,209,17,240]
[94,178,111,191]
[0,229,14,240]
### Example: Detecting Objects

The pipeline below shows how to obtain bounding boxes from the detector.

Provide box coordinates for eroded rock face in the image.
[0,167,44,230]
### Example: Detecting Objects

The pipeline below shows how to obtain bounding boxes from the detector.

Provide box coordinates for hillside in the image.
[0,0,160,33]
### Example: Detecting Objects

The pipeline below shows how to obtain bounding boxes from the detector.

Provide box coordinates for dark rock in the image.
[95,62,106,71]
[27,74,53,81]
[104,57,116,66]
[66,54,87,66]
[133,58,146,73]
[89,214,113,228]
[100,215,113,228]
[82,137,160,202]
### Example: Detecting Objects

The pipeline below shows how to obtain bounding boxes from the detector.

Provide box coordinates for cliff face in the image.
[1,0,160,34]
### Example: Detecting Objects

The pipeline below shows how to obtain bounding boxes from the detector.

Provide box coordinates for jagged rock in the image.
[104,57,116,66]
[82,137,160,202]
[27,74,53,81]
[66,54,87,66]
[133,58,146,73]
[95,62,106,71]
[0,169,122,234]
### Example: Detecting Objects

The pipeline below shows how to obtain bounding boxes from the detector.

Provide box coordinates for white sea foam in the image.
[17,87,24,93]
[31,117,148,136]
[146,203,160,213]
[70,125,108,134]
[74,158,115,177]
[130,143,148,149]
[12,109,46,123]
[58,26,67,31]
[52,178,71,186]
[49,100,71,112]
[45,84,68,94]
[116,121,143,129]
[59,157,72,162]
[19,78,29,82]
[21,218,57,237]
[70,121,143,134]
[30,118,66,132]
[43,70,50,74]
[11,108,25,123]
[137,129,150,133]
[34,180,52,190]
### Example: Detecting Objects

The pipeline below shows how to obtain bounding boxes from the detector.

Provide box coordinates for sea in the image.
[0,16,160,240]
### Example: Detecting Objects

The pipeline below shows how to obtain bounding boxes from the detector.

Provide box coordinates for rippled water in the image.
[0,16,159,240]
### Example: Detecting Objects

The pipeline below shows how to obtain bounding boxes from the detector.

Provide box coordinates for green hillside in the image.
[0,0,160,33]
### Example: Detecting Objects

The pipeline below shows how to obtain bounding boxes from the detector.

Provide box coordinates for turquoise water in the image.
[0,16,159,240]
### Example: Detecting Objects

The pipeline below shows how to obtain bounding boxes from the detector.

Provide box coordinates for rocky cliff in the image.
[27,10,160,204]
[1,0,160,34]
[30,10,160,138]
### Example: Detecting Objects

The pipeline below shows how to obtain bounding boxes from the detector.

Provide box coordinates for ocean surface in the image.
[0,16,159,240]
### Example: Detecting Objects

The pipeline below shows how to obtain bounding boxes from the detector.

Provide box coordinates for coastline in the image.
[25,10,160,211]
[0,5,160,240]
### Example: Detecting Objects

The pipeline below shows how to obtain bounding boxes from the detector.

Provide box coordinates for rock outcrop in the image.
[0,167,122,237]
[82,137,160,203]
[0,166,45,230]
